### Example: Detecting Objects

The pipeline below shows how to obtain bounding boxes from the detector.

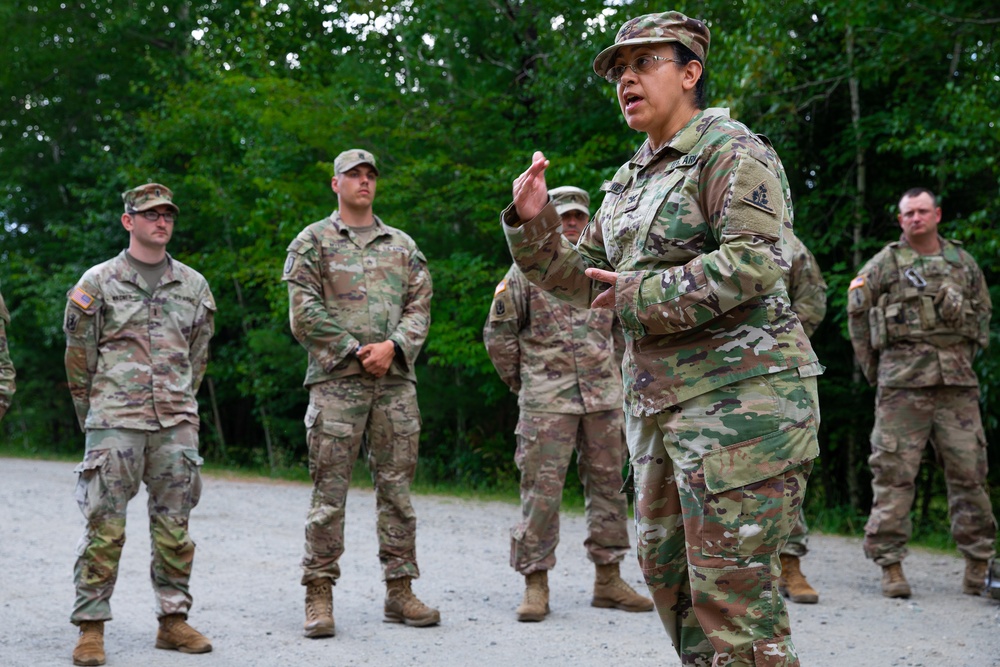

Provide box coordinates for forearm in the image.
[64,343,94,429]
[616,234,783,337]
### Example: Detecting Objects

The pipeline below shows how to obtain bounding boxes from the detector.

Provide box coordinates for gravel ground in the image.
[2,456,998,667]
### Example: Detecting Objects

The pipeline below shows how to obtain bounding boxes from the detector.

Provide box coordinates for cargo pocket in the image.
[74,449,111,519]
[308,416,354,486]
[390,417,421,469]
[182,449,205,511]
[513,419,540,474]
[871,431,897,454]
[700,418,818,558]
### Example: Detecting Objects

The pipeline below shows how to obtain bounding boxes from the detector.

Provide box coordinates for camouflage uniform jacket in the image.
[786,232,828,338]
[483,265,622,414]
[503,108,819,417]
[0,287,15,419]
[847,235,990,388]
[283,211,432,387]
[63,251,216,431]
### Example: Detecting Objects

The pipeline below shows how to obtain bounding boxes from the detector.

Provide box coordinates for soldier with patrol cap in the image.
[64,183,216,666]
[848,187,994,599]
[283,149,438,638]
[484,185,652,622]
[504,10,821,666]
[0,284,14,422]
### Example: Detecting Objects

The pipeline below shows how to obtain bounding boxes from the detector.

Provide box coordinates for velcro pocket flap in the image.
[703,416,819,494]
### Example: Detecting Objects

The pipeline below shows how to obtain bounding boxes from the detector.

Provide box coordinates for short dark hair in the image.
[900,187,937,204]
[673,42,706,109]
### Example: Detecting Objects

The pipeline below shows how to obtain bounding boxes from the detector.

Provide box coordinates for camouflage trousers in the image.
[301,375,422,585]
[779,509,810,558]
[511,409,631,575]
[71,423,204,624]
[627,368,819,667]
[864,385,996,565]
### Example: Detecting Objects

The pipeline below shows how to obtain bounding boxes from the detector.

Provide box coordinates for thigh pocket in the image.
[181,449,205,510]
[307,417,354,485]
[74,449,111,519]
[700,417,819,558]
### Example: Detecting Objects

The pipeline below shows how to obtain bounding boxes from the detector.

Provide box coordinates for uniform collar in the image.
[113,249,177,290]
[630,107,731,169]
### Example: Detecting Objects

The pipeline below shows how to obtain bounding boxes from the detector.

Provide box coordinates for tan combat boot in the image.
[304,578,336,638]
[516,570,550,622]
[384,577,441,627]
[592,562,654,612]
[778,554,819,604]
[880,562,911,598]
[963,558,989,596]
[155,614,213,654]
[72,621,106,666]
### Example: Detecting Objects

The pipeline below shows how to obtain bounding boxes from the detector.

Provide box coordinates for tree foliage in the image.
[2,2,998,528]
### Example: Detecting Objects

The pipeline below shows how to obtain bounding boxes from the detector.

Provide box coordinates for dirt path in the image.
[2,457,998,666]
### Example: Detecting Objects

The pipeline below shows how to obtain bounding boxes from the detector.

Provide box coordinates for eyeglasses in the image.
[605,55,678,84]
[129,209,177,223]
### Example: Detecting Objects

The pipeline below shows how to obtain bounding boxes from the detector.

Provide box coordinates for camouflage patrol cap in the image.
[549,186,590,216]
[334,149,379,176]
[122,183,178,213]
[593,11,711,78]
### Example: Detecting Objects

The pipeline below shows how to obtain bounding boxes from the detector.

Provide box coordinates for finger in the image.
[585,267,617,285]
[591,289,614,309]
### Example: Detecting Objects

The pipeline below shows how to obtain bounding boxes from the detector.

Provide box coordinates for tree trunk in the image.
[846,22,866,513]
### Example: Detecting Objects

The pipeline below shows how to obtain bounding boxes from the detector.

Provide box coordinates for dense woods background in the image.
[2,1,998,536]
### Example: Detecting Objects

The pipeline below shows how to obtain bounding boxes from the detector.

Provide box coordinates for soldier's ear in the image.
[121,213,134,232]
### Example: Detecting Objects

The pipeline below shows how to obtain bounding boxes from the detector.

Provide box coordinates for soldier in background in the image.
[777,232,828,604]
[0,285,14,422]
[64,183,216,666]
[848,187,995,598]
[283,149,438,638]
[484,186,652,622]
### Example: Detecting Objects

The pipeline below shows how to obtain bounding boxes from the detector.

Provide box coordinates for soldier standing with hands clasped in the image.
[284,149,438,638]
[64,183,216,666]
[0,284,14,422]
[484,185,652,622]
[848,187,995,599]
[502,11,821,666]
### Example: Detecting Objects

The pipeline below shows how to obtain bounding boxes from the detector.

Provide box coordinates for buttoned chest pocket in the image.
[640,166,713,265]
[164,295,200,334]
[99,291,147,342]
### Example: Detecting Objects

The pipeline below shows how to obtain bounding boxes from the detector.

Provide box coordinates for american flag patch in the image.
[849,275,865,291]
[494,280,507,295]
[70,287,95,309]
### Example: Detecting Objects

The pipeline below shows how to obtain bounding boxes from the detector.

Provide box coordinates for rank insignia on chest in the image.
[70,287,95,310]
[741,181,776,215]
[622,187,643,213]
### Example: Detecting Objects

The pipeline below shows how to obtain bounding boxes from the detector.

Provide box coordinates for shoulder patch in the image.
[849,275,866,291]
[70,287,95,310]
[740,180,777,215]
[494,279,507,296]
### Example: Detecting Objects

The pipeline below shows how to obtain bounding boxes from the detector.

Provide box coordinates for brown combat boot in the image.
[72,621,106,666]
[155,614,213,654]
[778,554,819,604]
[963,558,989,596]
[304,578,335,638]
[592,562,654,612]
[881,562,912,598]
[384,577,441,627]
[516,570,550,622]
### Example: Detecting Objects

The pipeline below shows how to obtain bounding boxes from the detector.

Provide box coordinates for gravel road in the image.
[2,457,998,666]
